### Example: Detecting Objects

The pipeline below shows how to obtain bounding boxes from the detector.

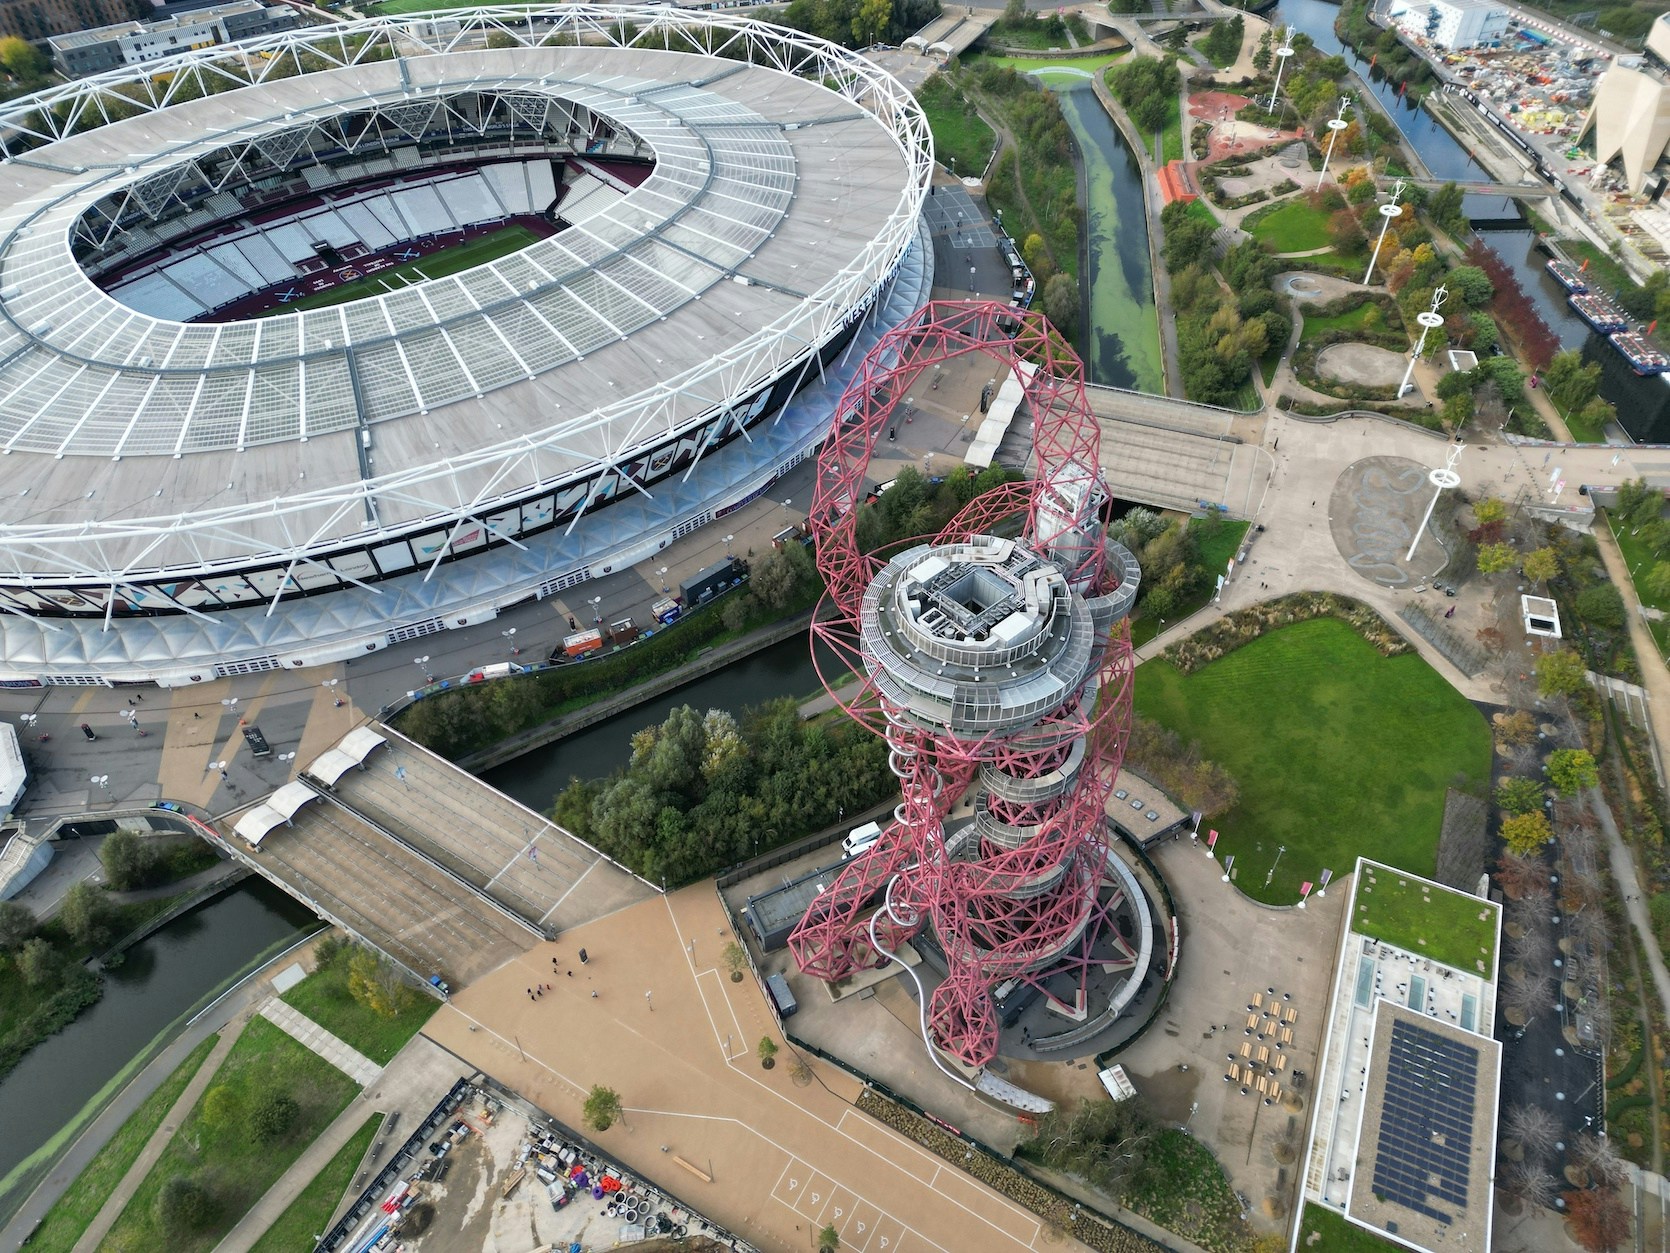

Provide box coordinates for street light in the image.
[209,759,228,780]
[413,655,432,682]
[589,595,603,626]
[723,533,735,557]
[18,714,35,728]
[322,677,344,707]
[658,566,670,594]
[277,750,297,767]
[220,697,238,712]
[91,775,109,792]
[501,627,519,657]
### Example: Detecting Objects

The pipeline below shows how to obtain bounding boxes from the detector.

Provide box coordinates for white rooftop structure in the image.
[1582,18,1670,195]
[232,779,319,847]
[1296,858,1501,1253]
[307,725,389,786]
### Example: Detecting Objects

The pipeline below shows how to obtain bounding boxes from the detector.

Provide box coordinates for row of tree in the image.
[1106,56,1181,138]
[553,699,896,884]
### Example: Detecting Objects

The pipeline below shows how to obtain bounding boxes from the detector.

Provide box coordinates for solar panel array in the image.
[1370,1020,1479,1225]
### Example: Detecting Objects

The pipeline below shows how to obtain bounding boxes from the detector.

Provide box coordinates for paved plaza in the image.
[423,885,1079,1253]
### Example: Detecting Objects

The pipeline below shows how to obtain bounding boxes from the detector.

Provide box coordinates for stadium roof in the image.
[0,7,928,585]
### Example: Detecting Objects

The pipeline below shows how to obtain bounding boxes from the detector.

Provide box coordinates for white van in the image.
[842,821,883,859]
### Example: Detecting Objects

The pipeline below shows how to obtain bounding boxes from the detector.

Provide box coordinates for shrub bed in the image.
[1163,591,1409,674]
[853,1089,1165,1253]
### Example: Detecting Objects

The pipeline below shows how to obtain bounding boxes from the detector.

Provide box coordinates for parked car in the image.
[79,723,96,742]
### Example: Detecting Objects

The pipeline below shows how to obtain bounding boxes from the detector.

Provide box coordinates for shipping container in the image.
[562,629,602,657]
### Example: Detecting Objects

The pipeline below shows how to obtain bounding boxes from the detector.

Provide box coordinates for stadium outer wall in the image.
[0,7,931,685]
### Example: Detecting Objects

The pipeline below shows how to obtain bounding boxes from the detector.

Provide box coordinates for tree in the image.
[252,1089,300,1142]
[58,881,114,950]
[1543,349,1602,416]
[1647,561,1670,605]
[852,0,891,46]
[1496,709,1537,746]
[818,1224,842,1252]
[1444,264,1494,307]
[1042,273,1079,336]
[201,1085,240,1131]
[758,1036,779,1068]
[1521,547,1558,584]
[1495,777,1545,816]
[1535,649,1587,697]
[1501,970,1555,1022]
[100,829,158,891]
[1496,849,1552,899]
[0,36,47,82]
[583,1085,623,1131]
[1573,585,1624,631]
[1615,477,1664,531]
[1548,748,1599,796]
[156,1175,216,1234]
[346,946,420,1019]
[1473,497,1508,524]
[14,937,58,986]
[0,900,35,951]
[723,941,747,983]
[1504,1103,1559,1164]
[1565,1185,1630,1251]
[1500,1159,1559,1209]
[1476,542,1515,574]
[1501,810,1554,856]
[750,542,813,611]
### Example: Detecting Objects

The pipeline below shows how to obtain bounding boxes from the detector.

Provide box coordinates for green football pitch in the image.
[261,223,543,315]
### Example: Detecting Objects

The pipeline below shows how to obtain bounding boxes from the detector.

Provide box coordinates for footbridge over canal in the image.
[209,724,656,994]
[1081,385,1270,519]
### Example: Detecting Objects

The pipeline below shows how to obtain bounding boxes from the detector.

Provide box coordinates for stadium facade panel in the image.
[0,7,931,683]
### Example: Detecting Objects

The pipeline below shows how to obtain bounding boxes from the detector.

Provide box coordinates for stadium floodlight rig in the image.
[786,300,1142,1070]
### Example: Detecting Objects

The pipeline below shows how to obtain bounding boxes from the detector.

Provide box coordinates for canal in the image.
[0,880,318,1215]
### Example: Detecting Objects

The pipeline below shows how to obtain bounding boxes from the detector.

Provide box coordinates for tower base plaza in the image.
[422,884,1063,1253]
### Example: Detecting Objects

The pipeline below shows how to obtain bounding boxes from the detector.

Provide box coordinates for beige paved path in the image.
[425,885,1093,1253]
[72,1022,244,1253]
[259,999,382,1086]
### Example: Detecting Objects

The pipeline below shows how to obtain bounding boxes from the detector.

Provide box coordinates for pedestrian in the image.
[135,694,142,701]
[126,698,134,706]
[566,970,573,977]
[193,711,200,719]
[579,948,588,965]
[568,615,578,630]
[591,989,598,998]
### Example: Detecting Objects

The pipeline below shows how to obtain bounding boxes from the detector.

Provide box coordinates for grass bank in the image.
[23,1033,221,1253]
[248,1112,381,1253]
[102,1017,360,1253]
[1247,198,1332,253]
[279,944,434,1066]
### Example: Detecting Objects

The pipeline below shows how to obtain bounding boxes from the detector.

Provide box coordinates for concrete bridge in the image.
[1084,386,1269,519]
[903,9,997,62]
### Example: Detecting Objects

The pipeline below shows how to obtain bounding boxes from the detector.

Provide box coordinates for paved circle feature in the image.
[1328,455,1453,589]
[1315,343,1408,389]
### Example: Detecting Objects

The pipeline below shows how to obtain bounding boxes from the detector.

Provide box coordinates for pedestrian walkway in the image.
[73,1023,245,1253]
[259,1000,382,1086]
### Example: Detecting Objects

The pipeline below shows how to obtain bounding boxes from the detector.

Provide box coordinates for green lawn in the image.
[248,1112,380,1253]
[1134,618,1492,903]
[1159,89,1184,165]
[279,946,435,1066]
[262,224,543,315]
[1130,519,1250,647]
[24,1034,222,1253]
[1247,198,1333,253]
[1296,1202,1403,1252]
[102,1017,361,1253]
[917,77,997,177]
[1299,300,1382,344]
[986,53,1126,76]
[1352,861,1497,973]
[1565,404,1610,444]
[1182,197,1218,231]
[1124,1130,1245,1253]
[1606,512,1670,657]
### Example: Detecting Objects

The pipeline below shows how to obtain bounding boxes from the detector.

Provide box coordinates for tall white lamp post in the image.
[1406,442,1465,562]
[1362,179,1406,286]
[1268,26,1295,114]
[1317,97,1351,189]
[1398,285,1449,399]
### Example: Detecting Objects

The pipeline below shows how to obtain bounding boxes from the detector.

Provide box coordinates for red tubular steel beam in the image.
[786,300,1135,1069]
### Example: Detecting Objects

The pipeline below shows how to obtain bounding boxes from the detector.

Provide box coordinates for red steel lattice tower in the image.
[786,300,1141,1069]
